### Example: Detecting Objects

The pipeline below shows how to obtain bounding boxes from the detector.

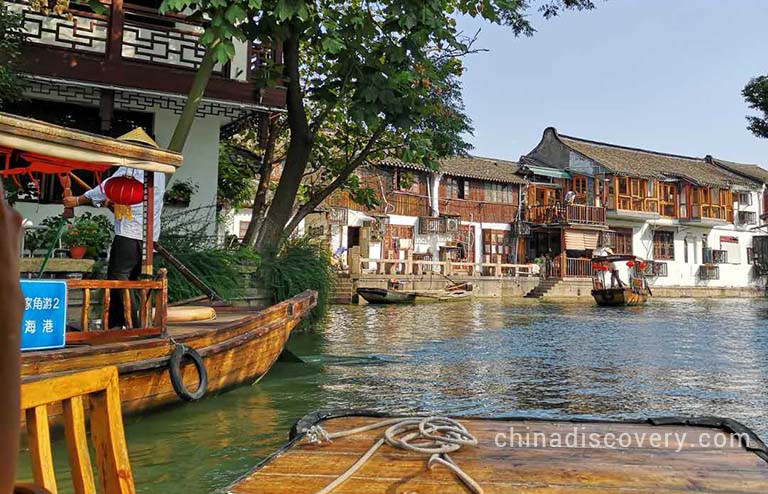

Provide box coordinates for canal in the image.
[20,298,768,493]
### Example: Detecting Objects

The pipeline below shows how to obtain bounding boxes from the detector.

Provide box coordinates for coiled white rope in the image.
[304,416,483,494]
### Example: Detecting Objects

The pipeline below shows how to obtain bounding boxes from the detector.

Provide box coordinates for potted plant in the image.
[62,213,112,260]
[164,179,198,207]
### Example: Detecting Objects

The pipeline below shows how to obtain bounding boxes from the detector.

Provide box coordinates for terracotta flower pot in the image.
[69,245,87,259]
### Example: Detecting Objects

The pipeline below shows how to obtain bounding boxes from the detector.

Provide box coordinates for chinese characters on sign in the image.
[20,280,67,351]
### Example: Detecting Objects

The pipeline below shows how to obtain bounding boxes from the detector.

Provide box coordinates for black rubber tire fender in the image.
[169,344,208,401]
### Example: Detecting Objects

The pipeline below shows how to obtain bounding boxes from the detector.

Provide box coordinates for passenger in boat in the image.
[0,179,23,493]
[63,167,165,328]
[609,259,625,288]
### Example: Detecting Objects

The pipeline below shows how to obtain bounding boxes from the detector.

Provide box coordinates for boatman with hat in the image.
[63,128,166,329]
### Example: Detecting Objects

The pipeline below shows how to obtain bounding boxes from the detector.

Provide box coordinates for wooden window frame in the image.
[658,183,677,218]
[653,230,675,260]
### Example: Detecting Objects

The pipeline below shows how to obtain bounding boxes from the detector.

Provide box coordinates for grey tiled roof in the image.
[709,157,768,185]
[556,133,754,187]
[378,156,525,184]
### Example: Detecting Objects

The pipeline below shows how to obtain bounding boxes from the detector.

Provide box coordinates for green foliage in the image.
[25,215,67,252]
[158,206,260,303]
[256,236,332,325]
[217,142,259,209]
[0,0,25,107]
[164,178,199,205]
[158,247,260,303]
[743,75,768,139]
[61,213,113,258]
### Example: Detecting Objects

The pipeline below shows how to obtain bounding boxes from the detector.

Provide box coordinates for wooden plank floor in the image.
[229,416,768,494]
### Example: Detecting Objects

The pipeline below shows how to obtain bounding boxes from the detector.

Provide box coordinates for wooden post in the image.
[405,250,413,275]
[107,0,124,67]
[81,288,90,332]
[349,246,361,275]
[101,289,110,330]
[26,406,57,493]
[89,371,135,494]
[142,172,154,277]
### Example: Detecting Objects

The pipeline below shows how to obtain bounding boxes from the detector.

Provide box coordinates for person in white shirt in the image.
[63,167,165,328]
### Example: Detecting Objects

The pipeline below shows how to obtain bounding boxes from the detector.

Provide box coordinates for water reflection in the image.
[18,298,768,494]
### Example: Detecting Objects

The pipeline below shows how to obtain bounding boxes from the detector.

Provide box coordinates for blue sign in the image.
[20,280,67,351]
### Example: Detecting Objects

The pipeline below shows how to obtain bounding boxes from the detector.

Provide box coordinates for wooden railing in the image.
[65,269,168,344]
[565,257,593,277]
[526,204,606,226]
[547,257,593,278]
[354,257,536,278]
[440,199,518,223]
[19,367,134,494]
[9,0,276,82]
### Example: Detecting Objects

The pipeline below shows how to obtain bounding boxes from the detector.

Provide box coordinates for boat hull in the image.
[356,287,416,304]
[591,287,648,306]
[20,291,317,418]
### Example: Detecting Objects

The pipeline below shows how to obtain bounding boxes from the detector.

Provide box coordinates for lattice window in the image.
[698,265,720,280]
[9,0,108,54]
[653,231,675,260]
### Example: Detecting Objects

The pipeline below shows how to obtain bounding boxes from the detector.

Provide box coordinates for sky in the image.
[456,0,768,166]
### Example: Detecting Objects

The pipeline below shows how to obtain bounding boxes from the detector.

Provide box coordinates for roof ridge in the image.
[558,133,704,162]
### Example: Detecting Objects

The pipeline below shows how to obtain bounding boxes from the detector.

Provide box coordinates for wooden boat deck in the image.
[229,413,768,494]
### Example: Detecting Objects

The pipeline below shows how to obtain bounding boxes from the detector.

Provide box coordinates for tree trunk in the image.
[242,116,279,247]
[282,126,387,236]
[168,43,219,153]
[255,33,312,252]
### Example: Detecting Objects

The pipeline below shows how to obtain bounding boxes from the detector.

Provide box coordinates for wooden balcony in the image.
[526,204,606,226]
[440,199,518,223]
[389,192,430,217]
[10,0,284,107]
[322,190,430,218]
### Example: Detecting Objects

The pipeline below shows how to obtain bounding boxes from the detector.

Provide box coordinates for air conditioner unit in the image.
[327,207,348,225]
[418,216,442,234]
[444,216,460,233]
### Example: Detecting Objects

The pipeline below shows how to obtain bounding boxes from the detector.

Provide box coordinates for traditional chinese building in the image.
[522,127,766,290]
[302,156,525,274]
[6,0,282,233]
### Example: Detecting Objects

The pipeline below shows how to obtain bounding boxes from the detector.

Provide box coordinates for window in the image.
[614,228,633,255]
[684,238,689,263]
[572,176,588,194]
[653,231,675,260]
[238,221,250,239]
[747,247,754,265]
[659,184,677,217]
[738,192,752,206]
[396,170,421,193]
[484,183,512,203]
[446,177,467,199]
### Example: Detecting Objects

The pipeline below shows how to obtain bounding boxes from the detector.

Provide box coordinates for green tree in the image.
[743,75,768,139]
[253,0,593,251]
[0,1,25,107]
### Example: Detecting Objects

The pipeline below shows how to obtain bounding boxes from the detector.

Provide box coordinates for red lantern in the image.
[638,261,647,270]
[626,260,635,268]
[104,176,143,205]
[592,263,601,270]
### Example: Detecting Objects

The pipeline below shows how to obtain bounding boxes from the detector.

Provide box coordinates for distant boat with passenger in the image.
[590,254,652,306]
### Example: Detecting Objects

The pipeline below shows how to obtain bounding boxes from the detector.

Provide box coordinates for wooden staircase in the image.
[331,273,354,304]
[524,278,562,298]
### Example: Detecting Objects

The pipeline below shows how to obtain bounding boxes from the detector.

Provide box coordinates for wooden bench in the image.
[18,366,135,494]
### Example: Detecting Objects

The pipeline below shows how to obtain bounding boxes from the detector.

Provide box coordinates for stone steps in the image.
[331,275,354,304]
[524,278,561,298]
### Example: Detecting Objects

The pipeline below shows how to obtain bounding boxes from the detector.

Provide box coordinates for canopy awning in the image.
[0,112,182,174]
[525,165,571,180]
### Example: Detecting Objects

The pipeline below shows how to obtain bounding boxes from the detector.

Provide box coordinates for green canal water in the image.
[19,298,768,493]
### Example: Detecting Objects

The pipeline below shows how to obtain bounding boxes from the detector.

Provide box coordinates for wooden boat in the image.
[21,291,317,418]
[591,254,652,307]
[228,410,768,494]
[591,286,648,306]
[413,289,471,302]
[356,287,416,304]
[3,114,318,419]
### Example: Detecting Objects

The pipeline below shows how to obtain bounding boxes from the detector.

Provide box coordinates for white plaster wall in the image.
[614,219,759,289]
[154,109,222,237]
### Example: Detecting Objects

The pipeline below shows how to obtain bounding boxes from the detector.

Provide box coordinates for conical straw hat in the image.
[117,128,159,148]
